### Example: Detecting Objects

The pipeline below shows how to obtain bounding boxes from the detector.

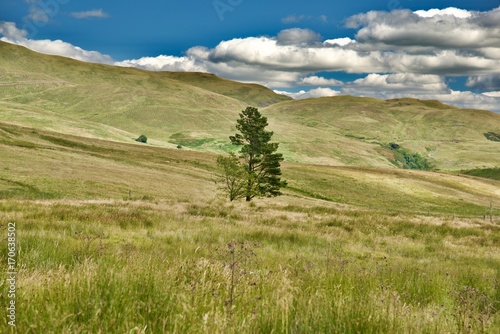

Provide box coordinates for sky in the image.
[1,0,500,111]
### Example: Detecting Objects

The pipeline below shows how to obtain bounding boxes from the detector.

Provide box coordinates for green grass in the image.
[1,199,499,333]
[461,168,500,181]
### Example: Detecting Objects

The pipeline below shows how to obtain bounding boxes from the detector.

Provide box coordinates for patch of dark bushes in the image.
[484,132,500,142]
[387,143,434,170]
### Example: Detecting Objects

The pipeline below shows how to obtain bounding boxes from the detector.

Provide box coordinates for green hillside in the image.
[0,41,255,148]
[263,96,500,169]
[161,71,292,107]
[460,167,500,181]
[1,41,499,170]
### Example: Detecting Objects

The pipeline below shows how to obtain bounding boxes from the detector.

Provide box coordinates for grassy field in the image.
[1,121,499,333]
[1,122,498,215]
[1,198,499,333]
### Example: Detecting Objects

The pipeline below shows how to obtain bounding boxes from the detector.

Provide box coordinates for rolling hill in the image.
[263,96,500,169]
[1,40,499,170]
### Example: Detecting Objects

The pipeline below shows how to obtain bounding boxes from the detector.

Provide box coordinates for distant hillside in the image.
[0,41,290,148]
[0,41,249,148]
[161,72,291,107]
[263,96,500,170]
[1,41,499,170]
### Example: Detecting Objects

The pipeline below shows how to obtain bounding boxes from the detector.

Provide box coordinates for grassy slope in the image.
[2,122,498,217]
[161,71,292,107]
[0,41,250,149]
[460,168,500,181]
[264,96,500,169]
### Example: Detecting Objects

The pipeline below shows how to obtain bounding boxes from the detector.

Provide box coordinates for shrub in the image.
[484,132,500,142]
[392,147,434,171]
[389,143,400,150]
[135,135,148,143]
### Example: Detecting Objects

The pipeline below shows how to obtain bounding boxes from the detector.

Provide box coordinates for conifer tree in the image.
[229,107,286,201]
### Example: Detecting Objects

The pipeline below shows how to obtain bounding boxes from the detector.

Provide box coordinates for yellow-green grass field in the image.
[1,121,499,333]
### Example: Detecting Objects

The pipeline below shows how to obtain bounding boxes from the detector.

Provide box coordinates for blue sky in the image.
[1,0,500,111]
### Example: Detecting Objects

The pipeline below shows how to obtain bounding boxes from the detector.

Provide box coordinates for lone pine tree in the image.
[228,106,287,202]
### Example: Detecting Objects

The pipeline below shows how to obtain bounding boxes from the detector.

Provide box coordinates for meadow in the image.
[1,122,499,333]
[1,198,499,333]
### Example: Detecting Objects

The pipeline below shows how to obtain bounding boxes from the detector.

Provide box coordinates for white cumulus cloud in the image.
[347,7,500,51]
[0,22,114,64]
[414,7,472,18]
[323,38,356,47]
[347,73,449,93]
[115,55,206,72]
[277,28,321,45]
[274,87,341,99]
[482,91,500,97]
[466,74,500,90]
[300,76,343,86]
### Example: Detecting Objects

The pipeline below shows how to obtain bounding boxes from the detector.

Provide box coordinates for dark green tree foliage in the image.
[484,132,500,142]
[135,135,148,143]
[389,142,400,150]
[394,149,434,171]
[229,107,286,201]
[216,153,248,201]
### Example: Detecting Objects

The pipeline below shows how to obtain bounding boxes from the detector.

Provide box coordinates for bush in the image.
[484,132,500,142]
[392,147,434,171]
[135,135,148,143]
[389,143,401,150]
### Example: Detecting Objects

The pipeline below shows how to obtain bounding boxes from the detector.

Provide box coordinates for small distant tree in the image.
[389,142,400,150]
[216,153,248,201]
[226,106,286,201]
[135,134,148,143]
